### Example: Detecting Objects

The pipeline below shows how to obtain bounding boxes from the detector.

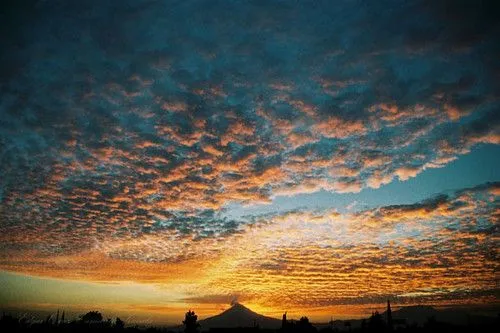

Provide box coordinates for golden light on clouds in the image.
[1,183,498,322]
[1,0,499,325]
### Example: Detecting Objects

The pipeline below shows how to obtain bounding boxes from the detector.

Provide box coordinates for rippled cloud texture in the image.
[1,0,499,321]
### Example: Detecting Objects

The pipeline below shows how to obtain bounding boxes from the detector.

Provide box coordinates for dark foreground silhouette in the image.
[1,302,499,333]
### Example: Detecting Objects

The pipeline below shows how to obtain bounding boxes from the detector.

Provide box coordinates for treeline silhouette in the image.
[1,309,498,333]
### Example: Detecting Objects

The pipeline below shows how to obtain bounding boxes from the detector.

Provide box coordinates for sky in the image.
[0,0,499,325]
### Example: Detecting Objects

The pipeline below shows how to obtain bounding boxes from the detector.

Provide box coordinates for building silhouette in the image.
[386,300,393,332]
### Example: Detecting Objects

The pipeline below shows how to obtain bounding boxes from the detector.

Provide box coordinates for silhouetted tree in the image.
[81,311,103,323]
[297,316,316,332]
[183,310,199,333]
[368,311,385,333]
[115,317,125,330]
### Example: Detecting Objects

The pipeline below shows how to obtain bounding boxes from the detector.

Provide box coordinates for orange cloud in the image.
[312,117,366,139]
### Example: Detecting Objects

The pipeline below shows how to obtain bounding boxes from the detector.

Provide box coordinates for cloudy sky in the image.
[0,0,499,324]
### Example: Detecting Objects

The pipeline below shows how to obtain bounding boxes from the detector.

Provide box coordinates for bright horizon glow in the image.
[3,270,491,325]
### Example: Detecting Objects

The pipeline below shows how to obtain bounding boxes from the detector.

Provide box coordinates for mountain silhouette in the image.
[386,305,438,325]
[315,305,499,330]
[198,303,281,329]
[386,305,497,326]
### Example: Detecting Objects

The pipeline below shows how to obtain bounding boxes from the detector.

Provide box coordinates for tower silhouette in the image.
[386,300,393,331]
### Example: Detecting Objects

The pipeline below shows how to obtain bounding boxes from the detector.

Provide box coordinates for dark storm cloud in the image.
[0,0,499,256]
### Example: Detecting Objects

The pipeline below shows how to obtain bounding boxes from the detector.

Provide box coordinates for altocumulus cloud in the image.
[0,0,499,290]
[2,182,496,309]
